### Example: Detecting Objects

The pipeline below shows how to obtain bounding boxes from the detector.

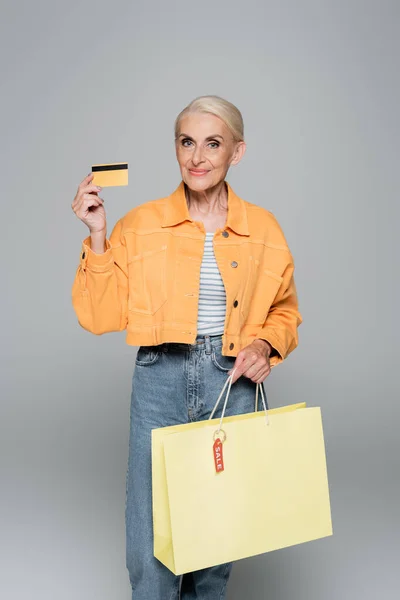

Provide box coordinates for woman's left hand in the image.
[227,339,273,384]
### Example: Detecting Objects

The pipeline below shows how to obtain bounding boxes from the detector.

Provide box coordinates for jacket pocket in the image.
[128,245,167,314]
[240,259,284,325]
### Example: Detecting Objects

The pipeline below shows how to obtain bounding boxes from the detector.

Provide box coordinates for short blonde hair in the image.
[174,95,244,142]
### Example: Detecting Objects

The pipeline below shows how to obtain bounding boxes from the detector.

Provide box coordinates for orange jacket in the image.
[72,180,302,367]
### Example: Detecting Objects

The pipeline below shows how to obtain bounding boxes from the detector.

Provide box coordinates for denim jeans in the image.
[125,333,268,600]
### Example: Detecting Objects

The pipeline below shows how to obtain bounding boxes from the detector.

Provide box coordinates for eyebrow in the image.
[178,133,224,141]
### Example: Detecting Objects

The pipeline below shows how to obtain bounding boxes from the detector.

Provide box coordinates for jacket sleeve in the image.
[71,218,129,334]
[257,256,303,368]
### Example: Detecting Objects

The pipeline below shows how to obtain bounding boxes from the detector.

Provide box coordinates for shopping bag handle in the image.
[209,368,269,441]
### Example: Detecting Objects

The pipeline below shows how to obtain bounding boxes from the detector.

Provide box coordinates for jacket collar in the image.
[161,180,250,236]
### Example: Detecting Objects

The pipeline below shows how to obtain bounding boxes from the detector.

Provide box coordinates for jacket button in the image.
[82,252,86,259]
[233,300,238,307]
[229,343,234,350]
[231,261,238,268]
[222,230,229,237]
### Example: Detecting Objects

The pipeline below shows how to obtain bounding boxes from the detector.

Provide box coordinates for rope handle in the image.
[209,367,269,441]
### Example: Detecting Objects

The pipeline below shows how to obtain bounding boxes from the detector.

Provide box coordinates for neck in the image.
[184,180,228,215]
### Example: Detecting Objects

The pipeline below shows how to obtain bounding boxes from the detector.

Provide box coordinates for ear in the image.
[230,141,246,166]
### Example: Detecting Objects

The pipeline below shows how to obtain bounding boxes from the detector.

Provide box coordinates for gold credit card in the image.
[91,162,128,187]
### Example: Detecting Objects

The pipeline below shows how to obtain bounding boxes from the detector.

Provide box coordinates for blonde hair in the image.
[174,95,244,142]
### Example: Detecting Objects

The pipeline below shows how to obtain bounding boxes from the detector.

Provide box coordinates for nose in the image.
[191,144,205,166]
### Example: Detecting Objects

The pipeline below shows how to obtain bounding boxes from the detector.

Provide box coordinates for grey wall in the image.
[1,1,399,598]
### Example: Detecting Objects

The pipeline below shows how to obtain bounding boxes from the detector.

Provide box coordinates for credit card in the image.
[91,162,128,187]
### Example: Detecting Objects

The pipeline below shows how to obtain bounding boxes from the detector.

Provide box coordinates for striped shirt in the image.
[196,232,227,335]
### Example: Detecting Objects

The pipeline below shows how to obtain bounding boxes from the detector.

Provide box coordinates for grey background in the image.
[1,1,398,598]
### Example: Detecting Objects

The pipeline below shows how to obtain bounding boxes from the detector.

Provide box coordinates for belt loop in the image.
[204,334,212,355]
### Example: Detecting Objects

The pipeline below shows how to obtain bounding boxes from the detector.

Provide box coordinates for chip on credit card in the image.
[91,162,128,187]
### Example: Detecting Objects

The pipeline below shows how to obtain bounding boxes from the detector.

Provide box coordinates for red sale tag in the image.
[213,438,224,473]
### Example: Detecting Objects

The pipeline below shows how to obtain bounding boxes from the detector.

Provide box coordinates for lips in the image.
[189,169,209,176]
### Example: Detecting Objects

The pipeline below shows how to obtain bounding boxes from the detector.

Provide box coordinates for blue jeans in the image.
[125,333,268,599]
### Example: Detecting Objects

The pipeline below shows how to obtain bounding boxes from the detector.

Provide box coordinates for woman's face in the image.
[175,112,246,192]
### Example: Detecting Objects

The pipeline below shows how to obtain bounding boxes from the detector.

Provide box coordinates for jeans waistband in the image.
[157,333,223,354]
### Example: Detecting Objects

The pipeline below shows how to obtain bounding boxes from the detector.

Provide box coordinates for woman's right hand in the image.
[72,173,106,234]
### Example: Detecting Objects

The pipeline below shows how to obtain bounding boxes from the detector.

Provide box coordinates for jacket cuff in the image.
[80,236,114,272]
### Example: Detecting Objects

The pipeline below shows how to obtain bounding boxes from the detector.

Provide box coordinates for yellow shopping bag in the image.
[152,370,333,575]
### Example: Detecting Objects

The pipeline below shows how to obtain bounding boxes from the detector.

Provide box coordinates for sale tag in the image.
[213,437,224,473]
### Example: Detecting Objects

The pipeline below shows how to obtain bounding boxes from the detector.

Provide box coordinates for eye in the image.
[181,138,193,147]
[208,141,220,149]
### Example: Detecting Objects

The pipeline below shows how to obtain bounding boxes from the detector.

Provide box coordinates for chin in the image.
[183,173,221,192]
[185,180,210,192]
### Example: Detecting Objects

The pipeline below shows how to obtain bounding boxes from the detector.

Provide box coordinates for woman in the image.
[71,95,302,599]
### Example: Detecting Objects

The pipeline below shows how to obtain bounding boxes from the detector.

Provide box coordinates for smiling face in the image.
[175,112,246,192]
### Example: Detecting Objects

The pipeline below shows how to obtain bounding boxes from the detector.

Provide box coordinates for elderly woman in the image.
[71,95,302,599]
